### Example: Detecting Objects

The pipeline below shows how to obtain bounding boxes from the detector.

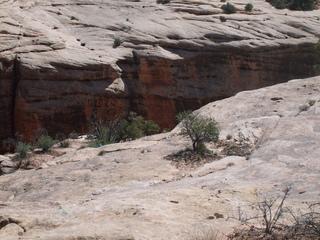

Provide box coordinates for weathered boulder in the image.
[0,155,16,175]
[0,223,24,237]
[1,0,320,147]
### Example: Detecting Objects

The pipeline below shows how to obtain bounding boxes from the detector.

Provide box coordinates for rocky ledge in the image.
[0,76,319,239]
[1,0,320,147]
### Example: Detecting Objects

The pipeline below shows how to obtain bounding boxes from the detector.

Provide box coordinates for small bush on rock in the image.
[15,142,31,159]
[176,111,219,154]
[117,112,160,141]
[221,3,237,14]
[36,135,55,152]
[88,111,160,147]
[245,3,253,11]
[69,132,79,139]
[157,0,170,4]
[113,38,122,48]
[219,16,227,22]
[266,0,315,10]
[289,0,315,10]
[58,140,70,148]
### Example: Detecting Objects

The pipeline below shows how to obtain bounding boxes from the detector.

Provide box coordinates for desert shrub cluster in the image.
[228,187,320,240]
[2,112,160,170]
[266,0,315,10]
[157,0,170,4]
[221,2,237,13]
[245,3,253,12]
[88,111,160,147]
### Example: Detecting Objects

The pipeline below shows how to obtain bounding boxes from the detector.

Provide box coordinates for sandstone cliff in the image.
[0,76,320,239]
[1,0,320,147]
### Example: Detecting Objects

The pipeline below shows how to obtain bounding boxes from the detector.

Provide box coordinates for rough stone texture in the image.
[0,223,24,237]
[0,76,320,239]
[1,0,320,147]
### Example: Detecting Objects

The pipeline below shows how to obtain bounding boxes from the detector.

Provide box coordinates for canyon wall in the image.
[1,0,320,149]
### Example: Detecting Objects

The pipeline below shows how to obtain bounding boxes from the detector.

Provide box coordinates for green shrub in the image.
[36,135,55,152]
[176,111,219,154]
[88,112,160,147]
[157,0,170,4]
[58,140,70,148]
[289,0,315,10]
[113,38,122,48]
[309,100,316,106]
[98,151,105,156]
[118,112,160,141]
[15,142,30,159]
[221,3,237,14]
[219,16,227,22]
[88,140,103,148]
[266,0,287,9]
[245,3,253,11]
[69,132,79,139]
[266,0,315,10]
[55,132,67,142]
[2,133,23,151]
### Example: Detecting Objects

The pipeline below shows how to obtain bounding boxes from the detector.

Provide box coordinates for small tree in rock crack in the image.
[176,111,219,154]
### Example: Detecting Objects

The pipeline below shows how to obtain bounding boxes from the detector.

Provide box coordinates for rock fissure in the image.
[10,55,20,138]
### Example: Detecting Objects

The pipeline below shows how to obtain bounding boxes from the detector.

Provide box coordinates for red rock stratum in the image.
[1,0,320,147]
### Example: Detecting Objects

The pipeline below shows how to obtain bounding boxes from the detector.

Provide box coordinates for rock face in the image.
[0,76,320,239]
[1,0,320,147]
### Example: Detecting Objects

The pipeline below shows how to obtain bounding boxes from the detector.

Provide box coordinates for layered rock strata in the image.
[0,76,320,239]
[1,0,320,147]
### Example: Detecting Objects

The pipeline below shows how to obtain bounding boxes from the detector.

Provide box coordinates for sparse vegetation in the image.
[229,187,320,239]
[245,3,253,12]
[176,111,219,154]
[299,104,309,112]
[113,38,122,48]
[191,228,223,240]
[219,16,227,22]
[256,187,291,234]
[221,3,237,14]
[15,141,31,159]
[88,111,160,147]
[98,151,105,156]
[227,162,235,167]
[289,202,320,239]
[157,0,170,3]
[266,0,315,10]
[35,135,55,152]
[58,140,70,148]
[117,112,160,141]
[309,99,316,106]
[69,132,79,139]
[2,133,24,152]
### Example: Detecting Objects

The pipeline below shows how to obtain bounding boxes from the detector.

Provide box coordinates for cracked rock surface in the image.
[1,0,320,146]
[0,76,320,239]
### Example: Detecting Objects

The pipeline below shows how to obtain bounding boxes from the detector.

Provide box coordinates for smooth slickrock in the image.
[0,76,319,239]
[1,0,320,147]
